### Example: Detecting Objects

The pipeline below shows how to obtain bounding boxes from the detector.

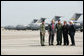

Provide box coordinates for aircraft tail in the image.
[31,19,38,23]
[53,16,61,21]
[37,18,46,23]
[70,13,82,21]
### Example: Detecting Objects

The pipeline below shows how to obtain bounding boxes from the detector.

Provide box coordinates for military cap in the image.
[41,18,45,22]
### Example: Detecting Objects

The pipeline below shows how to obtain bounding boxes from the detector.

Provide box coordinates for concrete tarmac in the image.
[1,30,83,55]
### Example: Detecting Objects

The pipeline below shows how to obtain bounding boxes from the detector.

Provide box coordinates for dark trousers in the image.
[69,32,75,45]
[56,31,62,45]
[49,33,54,45]
[63,33,69,45]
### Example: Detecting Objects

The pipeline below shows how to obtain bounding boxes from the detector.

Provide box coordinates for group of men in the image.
[40,19,76,46]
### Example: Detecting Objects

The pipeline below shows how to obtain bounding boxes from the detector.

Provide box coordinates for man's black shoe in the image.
[51,44,54,45]
[70,44,75,46]
[59,44,62,45]
[63,44,66,46]
[49,44,51,46]
[56,44,59,45]
[41,45,45,46]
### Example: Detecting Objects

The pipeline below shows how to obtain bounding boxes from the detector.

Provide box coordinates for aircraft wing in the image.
[70,13,82,21]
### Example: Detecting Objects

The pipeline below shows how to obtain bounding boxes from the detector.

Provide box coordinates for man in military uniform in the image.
[48,19,55,45]
[62,21,69,45]
[55,20,63,45]
[40,19,46,46]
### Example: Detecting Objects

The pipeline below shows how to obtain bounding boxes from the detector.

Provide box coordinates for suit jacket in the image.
[62,24,69,35]
[48,23,56,34]
[68,24,76,34]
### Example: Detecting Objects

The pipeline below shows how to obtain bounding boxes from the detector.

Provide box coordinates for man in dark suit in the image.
[68,21,76,46]
[62,21,69,46]
[48,19,55,45]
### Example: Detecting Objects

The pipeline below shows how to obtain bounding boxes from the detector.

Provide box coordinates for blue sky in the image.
[1,1,83,26]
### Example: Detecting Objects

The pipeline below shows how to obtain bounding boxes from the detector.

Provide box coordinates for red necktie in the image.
[52,24,54,30]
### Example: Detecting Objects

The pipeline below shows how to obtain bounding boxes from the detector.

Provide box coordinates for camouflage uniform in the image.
[55,23,63,45]
[40,24,46,46]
